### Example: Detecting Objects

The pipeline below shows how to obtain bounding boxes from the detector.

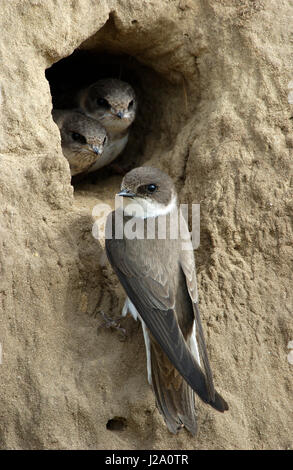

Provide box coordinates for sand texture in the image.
[0,0,292,449]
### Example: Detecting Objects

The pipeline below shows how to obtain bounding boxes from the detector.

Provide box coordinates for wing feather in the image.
[180,245,216,402]
[105,212,228,411]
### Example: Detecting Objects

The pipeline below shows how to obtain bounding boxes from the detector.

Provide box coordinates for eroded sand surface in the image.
[0,1,292,449]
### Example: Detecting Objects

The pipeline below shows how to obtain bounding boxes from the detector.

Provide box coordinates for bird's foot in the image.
[97,310,127,341]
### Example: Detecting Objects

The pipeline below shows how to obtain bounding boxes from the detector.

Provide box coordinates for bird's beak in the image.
[117,189,136,198]
[92,145,102,155]
[116,111,124,119]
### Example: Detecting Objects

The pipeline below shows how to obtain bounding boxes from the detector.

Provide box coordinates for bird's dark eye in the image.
[71,132,87,144]
[137,183,158,195]
[97,97,110,108]
[147,184,158,193]
[128,100,134,109]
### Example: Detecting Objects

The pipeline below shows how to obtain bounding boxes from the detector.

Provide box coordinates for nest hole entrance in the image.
[106,416,127,432]
[46,49,155,178]
[45,24,196,210]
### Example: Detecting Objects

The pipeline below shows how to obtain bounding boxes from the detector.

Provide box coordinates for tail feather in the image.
[151,343,198,436]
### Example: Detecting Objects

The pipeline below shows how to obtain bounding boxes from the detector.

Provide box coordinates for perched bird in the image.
[77,78,137,172]
[52,109,108,176]
[105,167,228,436]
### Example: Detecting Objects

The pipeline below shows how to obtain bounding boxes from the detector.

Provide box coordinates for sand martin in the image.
[52,109,108,176]
[77,78,137,172]
[105,167,228,435]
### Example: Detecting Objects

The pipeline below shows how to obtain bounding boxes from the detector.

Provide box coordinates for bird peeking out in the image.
[105,167,228,436]
[77,79,137,173]
[52,109,108,176]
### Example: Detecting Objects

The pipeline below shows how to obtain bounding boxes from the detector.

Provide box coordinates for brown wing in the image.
[179,236,221,404]
[105,211,228,411]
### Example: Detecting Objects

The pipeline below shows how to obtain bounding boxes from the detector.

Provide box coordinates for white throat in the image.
[123,195,177,219]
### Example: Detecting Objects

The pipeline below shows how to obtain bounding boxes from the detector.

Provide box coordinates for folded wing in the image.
[106,212,228,411]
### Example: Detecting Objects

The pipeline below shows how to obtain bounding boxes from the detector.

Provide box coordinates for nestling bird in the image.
[52,109,108,176]
[105,167,228,436]
[77,78,137,172]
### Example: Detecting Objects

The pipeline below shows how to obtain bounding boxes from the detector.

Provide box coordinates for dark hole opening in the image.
[106,416,127,431]
[46,50,144,109]
[45,43,187,191]
[46,49,172,182]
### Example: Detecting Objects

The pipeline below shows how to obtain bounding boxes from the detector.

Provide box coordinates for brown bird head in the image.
[118,167,177,218]
[55,110,108,156]
[82,79,137,134]
[52,110,108,175]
